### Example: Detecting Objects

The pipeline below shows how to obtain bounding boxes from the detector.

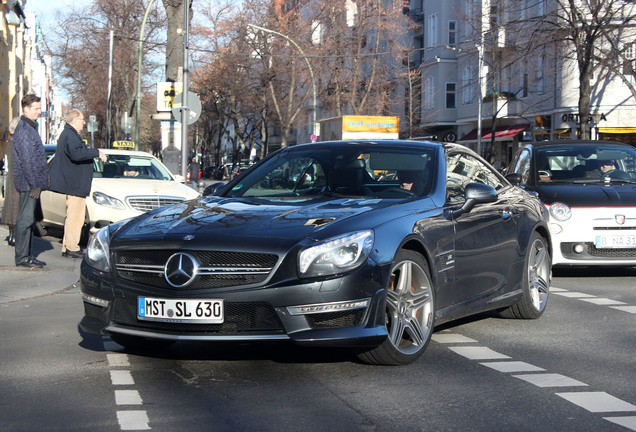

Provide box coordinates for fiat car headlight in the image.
[549,202,572,222]
[86,225,112,272]
[93,191,126,210]
[298,230,374,278]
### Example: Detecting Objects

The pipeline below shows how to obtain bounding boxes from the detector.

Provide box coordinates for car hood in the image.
[92,178,200,200]
[113,196,414,248]
[535,183,636,207]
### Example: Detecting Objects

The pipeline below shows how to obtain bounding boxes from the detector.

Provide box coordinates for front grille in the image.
[127,196,185,212]
[114,250,278,289]
[561,242,636,259]
[112,298,284,334]
[306,309,365,329]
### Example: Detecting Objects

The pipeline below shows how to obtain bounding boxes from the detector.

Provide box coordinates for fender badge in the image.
[183,234,195,240]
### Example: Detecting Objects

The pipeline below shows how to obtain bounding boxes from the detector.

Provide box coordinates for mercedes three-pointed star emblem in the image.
[164,252,199,287]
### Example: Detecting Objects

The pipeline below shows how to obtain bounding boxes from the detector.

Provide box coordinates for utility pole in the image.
[180,0,190,179]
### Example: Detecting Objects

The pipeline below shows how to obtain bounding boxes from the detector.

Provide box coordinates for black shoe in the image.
[62,250,83,259]
[16,257,45,268]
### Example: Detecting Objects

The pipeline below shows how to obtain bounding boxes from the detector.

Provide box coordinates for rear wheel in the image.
[357,250,435,366]
[500,231,551,319]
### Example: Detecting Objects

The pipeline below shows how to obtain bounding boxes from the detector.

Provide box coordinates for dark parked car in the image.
[506,140,636,267]
[80,140,551,365]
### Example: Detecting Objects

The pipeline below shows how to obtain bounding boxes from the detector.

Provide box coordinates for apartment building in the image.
[407,0,636,167]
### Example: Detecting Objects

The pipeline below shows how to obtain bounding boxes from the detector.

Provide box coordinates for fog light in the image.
[82,294,110,307]
[573,243,586,254]
[287,299,370,315]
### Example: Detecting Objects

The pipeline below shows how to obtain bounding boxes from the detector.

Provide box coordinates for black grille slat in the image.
[114,250,278,289]
[561,242,636,259]
[306,310,364,329]
[112,298,284,334]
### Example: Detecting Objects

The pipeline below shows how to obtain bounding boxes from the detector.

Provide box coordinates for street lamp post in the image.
[247,23,317,139]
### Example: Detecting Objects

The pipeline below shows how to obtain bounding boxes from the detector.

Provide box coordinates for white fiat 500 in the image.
[506,140,636,266]
[40,149,200,242]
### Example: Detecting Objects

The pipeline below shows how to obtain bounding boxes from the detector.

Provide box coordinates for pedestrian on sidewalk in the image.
[49,108,106,258]
[12,94,49,268]
[1,117,21,246]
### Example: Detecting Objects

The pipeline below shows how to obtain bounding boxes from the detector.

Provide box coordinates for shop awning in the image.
[459,124,527,142]
[598,127,636,134]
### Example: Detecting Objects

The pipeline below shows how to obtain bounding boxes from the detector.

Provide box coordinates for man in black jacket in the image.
[49,109,106,258]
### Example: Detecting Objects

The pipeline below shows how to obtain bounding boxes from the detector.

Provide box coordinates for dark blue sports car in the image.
[80,140,551,365]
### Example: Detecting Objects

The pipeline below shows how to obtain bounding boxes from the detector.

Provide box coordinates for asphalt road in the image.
[1,264,634,432]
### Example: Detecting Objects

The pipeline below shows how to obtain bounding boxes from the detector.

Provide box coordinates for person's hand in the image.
[30,187,41,199]
[98,150,107,163]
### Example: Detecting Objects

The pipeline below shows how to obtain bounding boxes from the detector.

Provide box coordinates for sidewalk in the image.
[0,203,81,304]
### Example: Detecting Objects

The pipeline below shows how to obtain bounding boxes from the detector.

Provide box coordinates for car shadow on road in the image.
[77,325,360,364]
[553,266,636,278]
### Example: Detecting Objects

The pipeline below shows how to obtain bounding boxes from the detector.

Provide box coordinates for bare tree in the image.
[46,0,165,148]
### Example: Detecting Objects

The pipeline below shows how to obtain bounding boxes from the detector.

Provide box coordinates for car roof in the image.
[527,140,633,148]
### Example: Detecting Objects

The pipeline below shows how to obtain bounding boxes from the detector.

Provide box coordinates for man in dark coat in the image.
[12,94,49,268]
[189,156,201,188]
[49,109,106,258]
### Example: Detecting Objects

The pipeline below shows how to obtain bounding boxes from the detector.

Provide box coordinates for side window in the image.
[446,152,505,204]
[511,149,531,184]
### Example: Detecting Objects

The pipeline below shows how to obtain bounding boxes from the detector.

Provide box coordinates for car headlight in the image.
[86,225,111,272]
[549,202,572,222]
[93,191,126,210]
[298,230,374,278]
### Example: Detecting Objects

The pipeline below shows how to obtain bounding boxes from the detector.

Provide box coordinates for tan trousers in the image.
[63,195,86,253]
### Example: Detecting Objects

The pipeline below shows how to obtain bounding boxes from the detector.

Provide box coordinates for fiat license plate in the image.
[138,297,224,323]
[595,235,636,249]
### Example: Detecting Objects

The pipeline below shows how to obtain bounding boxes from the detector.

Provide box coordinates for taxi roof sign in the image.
[112,140,135,149]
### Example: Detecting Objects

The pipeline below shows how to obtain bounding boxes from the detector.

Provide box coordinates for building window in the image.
[446,82,456,109]
[537,56,546,94]
[427,13,438,48]
[424,77,435,110]
[448,21,457,48]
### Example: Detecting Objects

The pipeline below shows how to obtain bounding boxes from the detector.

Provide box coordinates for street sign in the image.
[310,134,317,142]
[171,91,202,125]
[157,82,183,111]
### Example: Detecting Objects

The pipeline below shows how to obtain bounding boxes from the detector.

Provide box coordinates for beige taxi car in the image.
[40,149,200,242]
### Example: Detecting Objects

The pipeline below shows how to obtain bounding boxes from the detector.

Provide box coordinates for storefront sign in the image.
[561,113,607,123]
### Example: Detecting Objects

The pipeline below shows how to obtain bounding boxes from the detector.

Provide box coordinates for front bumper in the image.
[547,206,636,266]
[79,259,389,348]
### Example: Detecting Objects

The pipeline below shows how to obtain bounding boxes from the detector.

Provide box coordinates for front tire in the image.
[500,231,551,319]
[357,250,435,365]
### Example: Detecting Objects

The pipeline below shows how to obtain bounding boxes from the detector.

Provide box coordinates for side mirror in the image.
[174,174,185,183]
[449,182,498,219]
[202,182,226,196]
[505,172,522,186]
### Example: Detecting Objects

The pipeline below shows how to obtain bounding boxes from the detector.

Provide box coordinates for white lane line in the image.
[115,390,143,405]
[513,373,588,388]
[480,361,545,373]
[610,306,636,314]
[117,410,151,430]
[549,287,568,292]
[556,392,636,413]
[107,353,130,367]
[604,416,636,431]
[551,291,596,298]
[110,370,135,386]
[448,346,511,360]
[580,298,626,306]
[432,333,477,343]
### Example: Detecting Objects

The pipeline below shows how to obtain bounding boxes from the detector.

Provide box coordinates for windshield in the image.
[225,144,436,199]
[94,154,173,181]
[535,144,636,183]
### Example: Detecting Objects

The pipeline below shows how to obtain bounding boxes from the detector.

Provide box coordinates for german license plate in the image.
[138,297,224,323]
[595,235,636,249]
